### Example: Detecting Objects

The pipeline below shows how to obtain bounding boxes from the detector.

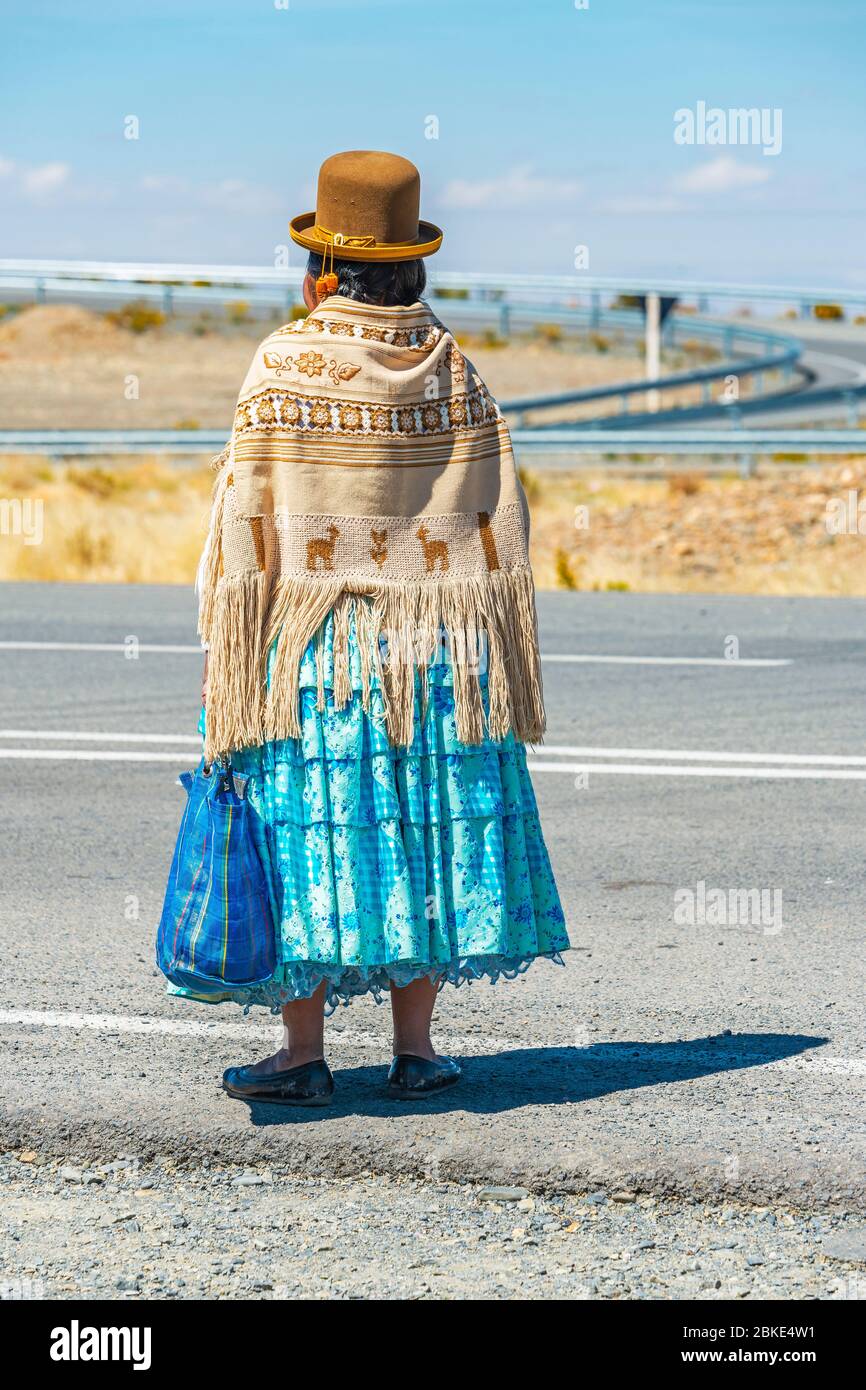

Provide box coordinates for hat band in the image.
[312,224,422,251]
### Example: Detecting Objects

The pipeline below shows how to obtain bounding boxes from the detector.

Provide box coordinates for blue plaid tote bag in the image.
[156,761,277,996]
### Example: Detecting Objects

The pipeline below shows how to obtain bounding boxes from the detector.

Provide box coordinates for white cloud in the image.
[596,194,683,215]
[672,156,771,194]
[597,154,773,217]
[0,155,15,178]
[202,179,251,209]
[140,173,281,214]
[140,174,188,194]
[22,162,70,195]
[441,163,582,211]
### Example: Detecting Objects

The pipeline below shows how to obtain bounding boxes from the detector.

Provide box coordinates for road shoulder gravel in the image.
[2,1151,864,1301]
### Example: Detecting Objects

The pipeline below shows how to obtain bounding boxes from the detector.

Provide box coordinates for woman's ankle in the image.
[275,1044,326,1069]
[391,1038,437,1061]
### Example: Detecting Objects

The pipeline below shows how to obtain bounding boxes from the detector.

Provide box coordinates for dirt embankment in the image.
[0,304,644,430]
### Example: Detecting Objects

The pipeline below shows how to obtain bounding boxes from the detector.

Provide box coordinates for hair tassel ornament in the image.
[316,233,341,298]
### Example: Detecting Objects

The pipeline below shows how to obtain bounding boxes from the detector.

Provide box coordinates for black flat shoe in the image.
[222,1058,334,1107]
[387,1054,462,1100]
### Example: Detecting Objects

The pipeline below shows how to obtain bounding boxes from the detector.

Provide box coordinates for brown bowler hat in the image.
[290,150,442,262]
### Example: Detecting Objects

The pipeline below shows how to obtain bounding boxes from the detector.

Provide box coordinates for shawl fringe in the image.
[201,570,545,763]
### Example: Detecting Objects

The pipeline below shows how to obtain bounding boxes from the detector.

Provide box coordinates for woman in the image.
[171,150,569,1104]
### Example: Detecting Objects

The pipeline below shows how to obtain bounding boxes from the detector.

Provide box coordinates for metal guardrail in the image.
[561,379,866,430]
[501,336,802,422]
[509,429,866,453]
[0,269,798,353]
[509,428,866,477]
[2,428,863,483]
[3,261,863,429]
[2,260,866,309]
[0,430,228,456]
[8,428,863,454]
[0,260,306,286]
[0,264,807,421]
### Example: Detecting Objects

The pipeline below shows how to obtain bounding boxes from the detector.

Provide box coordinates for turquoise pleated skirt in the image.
[171,610,569,1014]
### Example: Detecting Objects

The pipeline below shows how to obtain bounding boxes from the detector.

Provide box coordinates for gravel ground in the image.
[2,1151,865,1302]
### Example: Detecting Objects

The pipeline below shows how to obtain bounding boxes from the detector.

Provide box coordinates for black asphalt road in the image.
[1,584,864,1207]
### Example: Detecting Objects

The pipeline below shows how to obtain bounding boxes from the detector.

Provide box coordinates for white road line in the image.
[0,640,790,667]
[3,741,865,778]
[3,733,862,769]
[0,1010,861,1076]
[0,730,201,745]
[527,760,866,780]
[5,751,861,779]
[0,641,201,653]
[540,654,791,666]
[0,749,190,762]
[0,1010,512,1053]
[537,745,866,767]
[801,348,866,382]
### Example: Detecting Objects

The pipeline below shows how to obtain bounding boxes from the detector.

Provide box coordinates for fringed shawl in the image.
[197,294,544,762]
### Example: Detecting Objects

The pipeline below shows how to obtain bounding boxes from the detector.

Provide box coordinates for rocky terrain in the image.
[3,1151,864,1301]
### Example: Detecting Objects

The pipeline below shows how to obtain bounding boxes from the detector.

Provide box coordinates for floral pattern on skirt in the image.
[169,611,569,1014]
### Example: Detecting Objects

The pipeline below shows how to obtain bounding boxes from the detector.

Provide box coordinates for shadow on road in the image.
[238,1031,829,1124]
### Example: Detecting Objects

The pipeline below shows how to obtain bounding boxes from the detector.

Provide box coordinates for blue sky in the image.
[2,0,864,285]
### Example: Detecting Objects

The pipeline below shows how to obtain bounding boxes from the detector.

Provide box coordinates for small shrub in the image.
[105,300,166,333]
[814,303,844,320]
[668,471,704,497]
[434,288,470,301]
[226,300,251,324]
[611,294,642,310]
[290,305,308,321]
[554,548,580,589]
[606,580,630,591]
[534,322,563,345]
[589,332,610,353]
[173,418,200,431]
[65,524,115,569]
[66,466,130,498]
[0,460,47,492]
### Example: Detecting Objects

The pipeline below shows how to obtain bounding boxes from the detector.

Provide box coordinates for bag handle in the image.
[202,755,247,801]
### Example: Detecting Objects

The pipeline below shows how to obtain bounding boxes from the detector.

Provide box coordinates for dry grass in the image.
[4,455,866,595]
[528,459,866,594]
[0,457,211,583]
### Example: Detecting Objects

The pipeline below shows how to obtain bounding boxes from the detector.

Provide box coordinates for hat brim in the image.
[289,212,442,262]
